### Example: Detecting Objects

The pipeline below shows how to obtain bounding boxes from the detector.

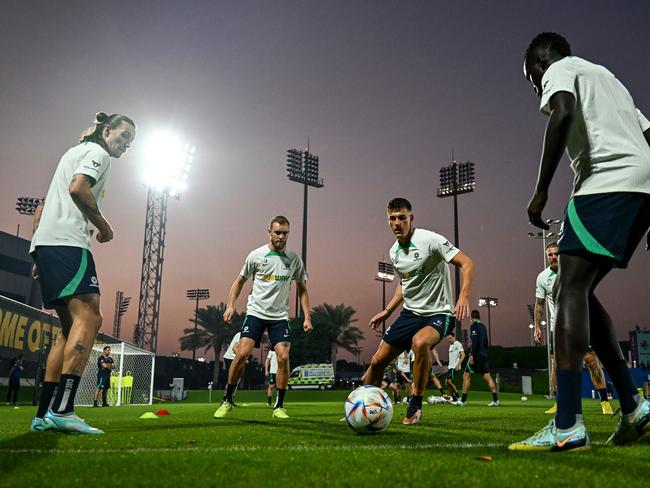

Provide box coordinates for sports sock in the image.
[51,374,81,414]
[36,381,57,418]
[225,383,236,403]
[267,396,272,406]
[102,389,108,406]
[492,392,498,402]
[438,388,445,396]
[451,393,458,401]
[606,360,639,414]
[597,388,608,402]
[461,393,467,403]
[555,369,582,429]
[274,388,286,409]
[410,395,423,409]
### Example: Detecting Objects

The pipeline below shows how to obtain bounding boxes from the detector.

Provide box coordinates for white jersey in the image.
[241,245,307,321]
[539,56,650,197]
[30,142,111,253]
[397,351,411,373]
[267,350,278,374]
[389,228,460,316]
[223,332,241,360]
[448,340,464,369]
[535,267,557,332]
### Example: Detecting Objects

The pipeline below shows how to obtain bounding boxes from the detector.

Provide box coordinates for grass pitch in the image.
[1,391,647,487]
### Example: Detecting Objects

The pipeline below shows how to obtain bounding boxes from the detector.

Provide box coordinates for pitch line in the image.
[1,442,504,455]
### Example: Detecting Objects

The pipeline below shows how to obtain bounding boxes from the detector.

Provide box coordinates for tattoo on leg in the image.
[74,341,86,354]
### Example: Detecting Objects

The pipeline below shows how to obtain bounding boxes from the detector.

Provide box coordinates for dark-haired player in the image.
[362,197,475,425]
[511,32,650,451]
[30,112,135,434]
[93,346,115,407]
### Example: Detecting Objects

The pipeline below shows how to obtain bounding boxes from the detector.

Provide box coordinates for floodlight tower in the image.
[16,196,45,216]
[437,158,475,337]
[286,144,324,317]
[186,288,210,361]
[113,291,131,339]
[374,261,395,335]
[134,134,195,353]
[478,296,498,345]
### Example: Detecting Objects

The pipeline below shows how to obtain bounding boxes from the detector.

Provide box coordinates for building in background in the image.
[629,326,650,369]
[0,230,41,308]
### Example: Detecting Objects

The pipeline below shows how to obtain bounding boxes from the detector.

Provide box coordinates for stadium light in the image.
[478,296,498,345]
[187,288,210,361]
[16,196,45,216]
[528,323,535,347]
[374,261,395,335]
[142,131,195,197]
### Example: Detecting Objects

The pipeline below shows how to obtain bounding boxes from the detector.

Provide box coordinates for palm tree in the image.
[178,303,244,385]
[312,303,364,368]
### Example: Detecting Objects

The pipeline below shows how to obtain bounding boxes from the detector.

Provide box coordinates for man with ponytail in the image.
[29,112,135,434]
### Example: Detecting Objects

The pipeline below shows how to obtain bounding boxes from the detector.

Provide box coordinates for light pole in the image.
[186,288,210,361]
[478,296,498,345]
[437,158,475,338]
[134,132,194,353]
[286,143,324,317]
[113,291,131,338]
[528,218,561,398]
[374,261,395,335]
[528,323,535,347]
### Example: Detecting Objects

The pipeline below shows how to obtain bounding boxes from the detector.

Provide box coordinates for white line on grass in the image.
[1,442,505,455]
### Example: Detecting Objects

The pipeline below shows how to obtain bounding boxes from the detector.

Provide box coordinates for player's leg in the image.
[545,354,557,414]
[272,341,291,417]
[214,337,254,418]
[267,376,275,406]
[583,350,613,414]
[459,366,472,405]
[483,372,499,406]
[446,370,459,400]
[93,385,101,406]
[363,342,403,386]
[404,326,439,424]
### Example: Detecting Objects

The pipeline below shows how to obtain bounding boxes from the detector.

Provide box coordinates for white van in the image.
[288,363,335,390]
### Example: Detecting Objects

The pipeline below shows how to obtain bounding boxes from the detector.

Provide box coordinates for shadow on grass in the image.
[0,431,60,480]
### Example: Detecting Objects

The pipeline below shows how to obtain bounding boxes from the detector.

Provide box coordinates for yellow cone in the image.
[139,412,159,419]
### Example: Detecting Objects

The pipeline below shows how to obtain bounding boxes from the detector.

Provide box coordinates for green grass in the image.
[0,391,648,487]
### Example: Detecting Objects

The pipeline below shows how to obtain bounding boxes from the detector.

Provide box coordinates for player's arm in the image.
[224,275,248,323]
[449,252,474,320]
[297,281,313,333]
[457,349,465,369]
[369,284,403,329]
[69,174,113,243]
[533,297,545,345]
[432,348,442,367]
[264,355,270,375]
[528,91,576,229]
[469,324,478,361]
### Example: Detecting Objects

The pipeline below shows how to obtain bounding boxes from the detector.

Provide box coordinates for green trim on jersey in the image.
[567,199,615,258]
[58,248,88,298]
[265,250,288,258]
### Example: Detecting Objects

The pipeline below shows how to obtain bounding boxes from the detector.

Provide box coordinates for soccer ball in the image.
[521,396,528,401]
[344,385,393,434]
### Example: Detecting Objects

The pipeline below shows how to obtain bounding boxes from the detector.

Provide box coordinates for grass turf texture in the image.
[1,391,647,487]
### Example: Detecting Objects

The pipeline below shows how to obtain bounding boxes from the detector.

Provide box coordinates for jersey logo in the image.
[261,274,290,282]
[399,267,425,280]
[92,160,101,168]
[413,252,420,260]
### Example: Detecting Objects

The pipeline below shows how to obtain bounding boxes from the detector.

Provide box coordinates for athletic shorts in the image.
[31,246,100,309]
[447,368,458,381]
[558,192,650,268]
[465,354,490,375]
[269,373,277,385]
[96,375,110,390]
[224,358,233,373]
[383,310,454,351]
[396,372,411,385]
[431,365,448,379]
[240,315,290,348]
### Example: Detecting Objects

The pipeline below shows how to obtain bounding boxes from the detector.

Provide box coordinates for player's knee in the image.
[411,340,428,356]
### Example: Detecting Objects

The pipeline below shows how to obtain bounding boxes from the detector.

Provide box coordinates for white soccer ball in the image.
[521,396,528,401]
[344,385,393,434]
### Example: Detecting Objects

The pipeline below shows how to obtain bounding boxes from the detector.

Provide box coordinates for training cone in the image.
[139,412,159,419]
[155,410,170,416]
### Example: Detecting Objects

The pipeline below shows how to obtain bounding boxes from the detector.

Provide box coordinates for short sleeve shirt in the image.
[97,355,114,376]
[389,228,460,316]
[535,267,557,332]
[31,142,112,253]
[241,245,307,320]
[223,332,241,360]
[539,56,650,197]
[448,340,464,369]
[267,350,278,374]
[396,351,410,373]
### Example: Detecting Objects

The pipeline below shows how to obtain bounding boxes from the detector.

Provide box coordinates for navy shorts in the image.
[383,310,454,351]
[32,246,100,309]
[96,375,110,390]
[559,192,650,268]
[465,354,490,375]
[269,373,277,385]
[396,371,411,385]
[431,365,448,379]
[241,315,290,348]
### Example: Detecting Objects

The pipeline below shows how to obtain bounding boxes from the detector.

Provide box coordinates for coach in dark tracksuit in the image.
[458,310,499,406]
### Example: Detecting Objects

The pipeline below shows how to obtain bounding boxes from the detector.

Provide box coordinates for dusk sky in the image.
[1,1,648,363]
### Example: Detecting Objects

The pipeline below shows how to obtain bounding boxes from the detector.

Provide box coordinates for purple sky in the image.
[1,1,648,362]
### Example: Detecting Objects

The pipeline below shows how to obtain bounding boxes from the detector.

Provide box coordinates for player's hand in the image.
[369,310,390,330]
[96,221,114,243]
[455,365,461,371]
[454,296,470,321]
[224,306,235,324]
[303,320,313,333]
[527,191,550,230]
[32,264,39,280]
[469,356,474,365]
[534,325,543,345]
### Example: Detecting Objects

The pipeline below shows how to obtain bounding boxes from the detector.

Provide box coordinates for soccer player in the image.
[456,310,498,406]
[222,331,242,404]
[427,348,452,404]
[534,242,614,415]
[511,32,650,451]
[214,216,313,419]
[363,197,475,425]
[29,112,135,434]
[395,350,413,404]
[265,347,278,406]
[445,332,464,401]
[93,346,115,407]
